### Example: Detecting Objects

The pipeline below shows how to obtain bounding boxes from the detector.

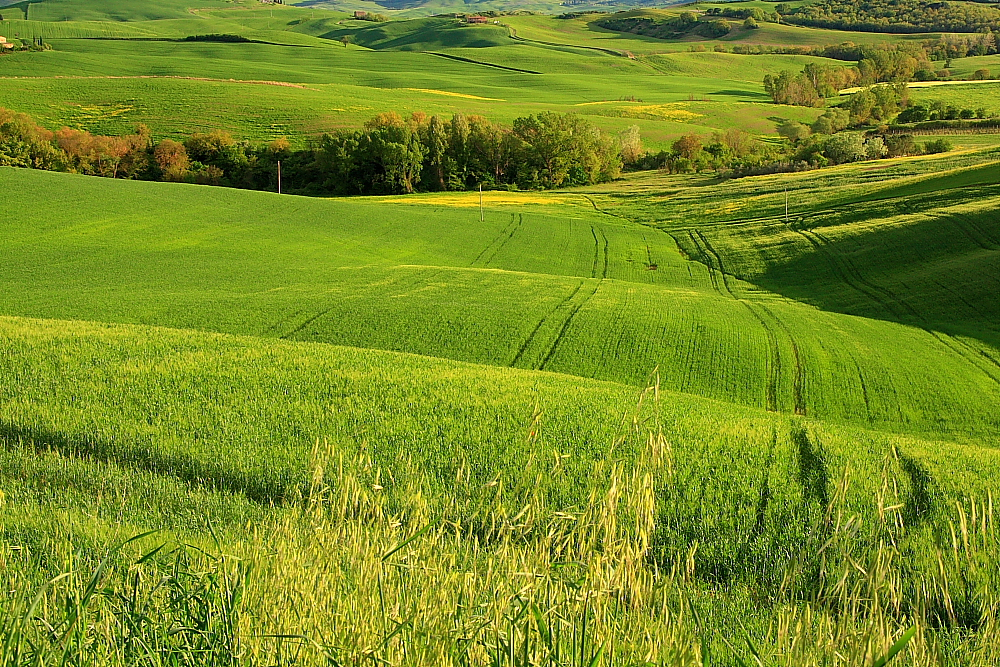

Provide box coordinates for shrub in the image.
[885,134,918,157]
[865,136,888,159]
[923,138,952,154]
[823,132,867,164]
[701,20,732,37]
[897,105,929,123]
[778,120,811,142]
[812,108,851,134]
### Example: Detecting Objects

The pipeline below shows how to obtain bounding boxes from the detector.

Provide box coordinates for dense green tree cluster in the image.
[780,0,1000,34]
[0,108,622,195]
[716,37,989,63]
[898,101,991,122]
[704,6,780,22]
[317,111,621,194]
[764,64,861,106]
[629,128,782,174]
[595,11,765,39]
[765,57,919,108]
[926,32,998,59]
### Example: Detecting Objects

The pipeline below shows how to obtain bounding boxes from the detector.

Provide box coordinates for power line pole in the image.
[479,183,483,222]
[784,187,788,222]
[277,160,282,195]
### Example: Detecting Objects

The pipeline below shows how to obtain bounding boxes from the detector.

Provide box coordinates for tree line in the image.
[630,120,952,180]
[779,0,1000,33]
[762,44,993,109]
[762,40,996,110]
[595,11,777,40]
[0,109,626,195]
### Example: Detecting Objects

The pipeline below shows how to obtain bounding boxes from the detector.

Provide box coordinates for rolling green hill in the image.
[6,0,243,21]
[3,155,1000,662]
[0,1,969,150]
[0,30,831,148]
[3,0,1000,662]
[2,157,999,439]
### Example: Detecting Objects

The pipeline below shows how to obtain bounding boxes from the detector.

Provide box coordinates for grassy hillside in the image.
[6,0,252,21]
[2,1,996,151]
[0,4,919,149]
[2,0,1000,662]
[3,312,999,663]
[0,39,824,147]
[503,10,936,54]
[2,164,999,443]
[2,110,1000,667]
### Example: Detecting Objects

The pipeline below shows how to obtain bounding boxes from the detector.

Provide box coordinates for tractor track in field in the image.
[510,280,586,368]
[267,309,304,336]
[582,195,632,223]
[807,229,1000,383]
[756,304,807,416]
[472,213,521,267]
[849,355,875,423]
[683,231,721,293]
[676,180,1000,231]
[932,278,981,313]
[744,304,782,413]
[953,213,1000,249]
[482,213,524,267]
[794,228,904,318]
[280,307,334,339]
[588,225,610,279]
[948,214,999,251]
[796,226,1000,386]
[539,280,600,371]
[589,226,600,278]
[684,229,798,414]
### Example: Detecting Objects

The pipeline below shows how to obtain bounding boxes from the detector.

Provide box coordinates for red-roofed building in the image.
[466,15,488,23]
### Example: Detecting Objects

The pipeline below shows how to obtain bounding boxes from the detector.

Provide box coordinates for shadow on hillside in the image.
[0,421,294,505]
[712,89,770,99]
[752,210,1000,350]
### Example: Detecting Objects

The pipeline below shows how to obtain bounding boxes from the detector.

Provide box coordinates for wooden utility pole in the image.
[479,183,484,222]
[784,187,788,222]
[277,160,282,194]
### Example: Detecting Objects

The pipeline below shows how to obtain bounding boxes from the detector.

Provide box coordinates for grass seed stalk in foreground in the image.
[1,367,998,666]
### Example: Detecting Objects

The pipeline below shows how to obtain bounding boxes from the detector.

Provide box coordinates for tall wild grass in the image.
[1,383,996,666]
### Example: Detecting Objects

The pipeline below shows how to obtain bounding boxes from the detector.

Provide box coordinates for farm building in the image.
[354,10,367,18]
[0,37,12,49]
[466,15,488,23]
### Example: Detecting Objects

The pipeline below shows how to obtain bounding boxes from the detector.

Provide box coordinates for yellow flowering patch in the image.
[405,88,504,101]
[619,104,704,122]
[377,192,586,207]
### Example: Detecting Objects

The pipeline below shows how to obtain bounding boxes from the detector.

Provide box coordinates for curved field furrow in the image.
[539,280,601,371]
[480,213,525,268]
[510,279,587,369]
[590,226,601,279]
[471,213,519,267]
[806,228,1000,387]
[756,304,807,417]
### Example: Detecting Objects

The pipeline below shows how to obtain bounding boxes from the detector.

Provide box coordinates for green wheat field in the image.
[1,0,1000,664]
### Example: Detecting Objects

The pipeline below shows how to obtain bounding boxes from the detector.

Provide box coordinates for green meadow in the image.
[3,0,1000,663]
[3,144,1000,661]
[0,31,826,148]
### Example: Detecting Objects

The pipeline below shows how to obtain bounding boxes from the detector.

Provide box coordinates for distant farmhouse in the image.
[0,36,13,50]
[465,15,489,23]
[354,10,367,18]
